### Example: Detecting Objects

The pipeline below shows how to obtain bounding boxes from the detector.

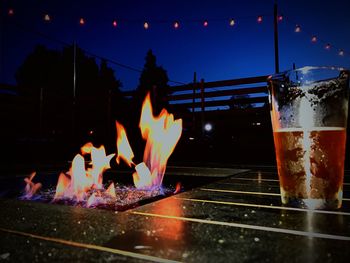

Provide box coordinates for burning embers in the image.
[22,93,182,209]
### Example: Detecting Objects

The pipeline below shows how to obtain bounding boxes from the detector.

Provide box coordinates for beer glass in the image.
[268,66,349,209]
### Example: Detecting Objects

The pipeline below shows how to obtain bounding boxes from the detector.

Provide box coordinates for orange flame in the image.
[89,145,115,188]
[54,172,70,200]
[25,93,182,203]
[116,121,135,167]
[132,162,153,189]
[106,182,116,198]
[135,92,182,189]
[174,182,181,194]
[54,143,114,205]
[86,192,98,207]
[81,142,93,155]
[23,172,42,199]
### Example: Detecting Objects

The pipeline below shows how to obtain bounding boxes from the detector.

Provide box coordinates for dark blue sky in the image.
[1,0,350,91]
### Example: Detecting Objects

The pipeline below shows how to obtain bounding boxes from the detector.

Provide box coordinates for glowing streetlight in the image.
[204,123,213,132]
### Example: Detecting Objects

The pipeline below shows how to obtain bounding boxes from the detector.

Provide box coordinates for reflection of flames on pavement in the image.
[22,92,182,208]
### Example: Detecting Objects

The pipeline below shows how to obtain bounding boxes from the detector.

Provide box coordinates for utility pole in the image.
[72,42,77,138]
[192,72,196,129]
[200,78,205,136]
[274,2,280,74]
[0,7,4,83]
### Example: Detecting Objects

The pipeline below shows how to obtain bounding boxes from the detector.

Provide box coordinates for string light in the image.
[44,14,51,22]
[8,8,14,16]
[7,10,349,61]
[173,21,180,29]
[79,18,85,25]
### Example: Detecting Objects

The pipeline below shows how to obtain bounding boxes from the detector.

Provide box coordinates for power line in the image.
[5,19,187,86]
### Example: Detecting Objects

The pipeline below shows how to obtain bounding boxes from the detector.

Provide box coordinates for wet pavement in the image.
[0,167,349,262]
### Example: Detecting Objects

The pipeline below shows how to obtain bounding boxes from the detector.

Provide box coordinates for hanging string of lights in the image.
[6,7,272,28]
[5,7,349,62]
[282,14,347,58]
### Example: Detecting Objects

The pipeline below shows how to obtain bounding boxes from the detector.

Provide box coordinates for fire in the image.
[81,142,93,155]
[89,145,115,188]
[23,172,42,199]
[116,122,135,167]
[23,93,182,205]
[174,182,181,194]
[54,172,70,199]
[53,143,115,204]
[115,92,182,190]
[106,182,116,198]
[138,93,182,189]
[132,162,153,189]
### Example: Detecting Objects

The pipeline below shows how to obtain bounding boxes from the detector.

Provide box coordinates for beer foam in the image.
[275,127,345,132]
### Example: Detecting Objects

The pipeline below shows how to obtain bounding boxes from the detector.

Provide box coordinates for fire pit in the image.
[1,165,245,211]
[12,92,185,211]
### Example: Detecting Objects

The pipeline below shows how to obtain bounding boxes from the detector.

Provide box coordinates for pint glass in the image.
[268,67,349,209]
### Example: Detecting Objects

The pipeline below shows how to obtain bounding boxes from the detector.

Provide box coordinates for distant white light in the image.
[189,137,195,141]
[44,14,51,22]
[204,123,213,132]
[173,21,180,29]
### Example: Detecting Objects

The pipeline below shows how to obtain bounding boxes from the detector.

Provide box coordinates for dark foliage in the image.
[14,44,124,157]
[136,49,169,116]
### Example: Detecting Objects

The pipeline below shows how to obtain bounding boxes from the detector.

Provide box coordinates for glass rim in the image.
[268,66,349,80]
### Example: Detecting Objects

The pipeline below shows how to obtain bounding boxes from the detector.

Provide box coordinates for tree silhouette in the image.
[137,49,169,115]
[15,44,123,146]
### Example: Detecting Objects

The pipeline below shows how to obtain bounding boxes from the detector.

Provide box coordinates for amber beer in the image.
[273,127,346,209]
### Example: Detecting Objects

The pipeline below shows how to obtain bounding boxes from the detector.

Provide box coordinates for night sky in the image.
[1,0,350,91]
